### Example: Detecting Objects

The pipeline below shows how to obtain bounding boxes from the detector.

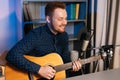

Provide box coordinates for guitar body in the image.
[5,53,66,80]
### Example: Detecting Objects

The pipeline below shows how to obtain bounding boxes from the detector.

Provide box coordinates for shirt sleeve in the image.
[6,30,40,74]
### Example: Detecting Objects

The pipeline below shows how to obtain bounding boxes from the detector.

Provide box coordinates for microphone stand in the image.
[91,45,115,72]
[93,48,107,72]
[93,59,99,72]
[80,51,86,75]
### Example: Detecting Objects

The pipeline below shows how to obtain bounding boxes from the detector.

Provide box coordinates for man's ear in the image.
[46,16,50,23]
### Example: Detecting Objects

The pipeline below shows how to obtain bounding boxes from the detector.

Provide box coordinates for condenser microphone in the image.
[81,32,91,56]
[70,50,79,61]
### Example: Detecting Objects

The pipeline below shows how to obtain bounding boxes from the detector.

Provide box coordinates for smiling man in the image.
[6,2,81,80]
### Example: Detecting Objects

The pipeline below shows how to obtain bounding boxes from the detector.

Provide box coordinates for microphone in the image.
[80,32,91,56]
[70,50,79,61]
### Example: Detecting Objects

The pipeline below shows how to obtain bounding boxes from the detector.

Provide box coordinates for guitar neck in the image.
[54,55,101,72]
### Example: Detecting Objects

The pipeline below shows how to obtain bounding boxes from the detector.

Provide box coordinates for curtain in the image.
[90,0,120,72]
[0,0,22,54]
[111,0,120,68]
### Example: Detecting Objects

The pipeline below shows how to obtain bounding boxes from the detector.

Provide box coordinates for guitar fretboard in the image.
[81,55,101,64]
[54,55,101,72]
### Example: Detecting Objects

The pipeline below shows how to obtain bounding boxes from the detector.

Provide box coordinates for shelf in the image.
[24,19,46,25]
[23,0,88,43]
[24,19,86,25]
[23,0,87,3]
[68,34,78,41]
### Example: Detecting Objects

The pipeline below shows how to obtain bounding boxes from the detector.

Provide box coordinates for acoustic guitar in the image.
[5,53,101,80]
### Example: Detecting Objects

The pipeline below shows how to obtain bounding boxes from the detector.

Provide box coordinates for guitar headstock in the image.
[99,45,113,60]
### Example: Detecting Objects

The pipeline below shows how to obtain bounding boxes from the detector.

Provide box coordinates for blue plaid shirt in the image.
[6,24,71,74]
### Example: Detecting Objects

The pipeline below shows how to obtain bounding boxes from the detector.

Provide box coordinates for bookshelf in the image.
[23,0,88,50]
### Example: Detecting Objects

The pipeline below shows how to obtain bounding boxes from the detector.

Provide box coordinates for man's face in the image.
[49,8,67,33]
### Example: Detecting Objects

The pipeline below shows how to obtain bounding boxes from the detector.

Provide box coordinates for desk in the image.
[63,68,120,80]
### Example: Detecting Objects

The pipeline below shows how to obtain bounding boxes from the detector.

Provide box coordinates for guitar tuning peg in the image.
[106,48,113,58]
[107,49,110,53]
[109,48,113,57]
[100,49,107,59]
[102,52,107,59]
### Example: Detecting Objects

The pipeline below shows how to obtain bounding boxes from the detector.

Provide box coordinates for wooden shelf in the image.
[23,0,87,3]
[23,0,88,43]
[68,34,78,41]
[24,19,86,25]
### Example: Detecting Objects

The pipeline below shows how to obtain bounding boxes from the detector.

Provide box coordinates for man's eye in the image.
[58,18,62,21]
[58,18,67,21]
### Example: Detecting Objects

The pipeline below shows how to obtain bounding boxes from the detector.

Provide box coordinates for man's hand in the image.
[38,65,56,79]
[72,58,81,71]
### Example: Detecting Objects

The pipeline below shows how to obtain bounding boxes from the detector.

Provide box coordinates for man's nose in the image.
[63,19,67,25]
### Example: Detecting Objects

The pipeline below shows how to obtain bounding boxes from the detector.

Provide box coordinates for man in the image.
[6,2,81,79]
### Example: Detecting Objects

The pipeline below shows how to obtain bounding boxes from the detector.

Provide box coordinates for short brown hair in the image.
[45,2,66,16]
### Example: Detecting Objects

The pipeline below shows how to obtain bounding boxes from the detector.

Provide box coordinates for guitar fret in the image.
[81,55,101,65]
[55,55,101,72]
